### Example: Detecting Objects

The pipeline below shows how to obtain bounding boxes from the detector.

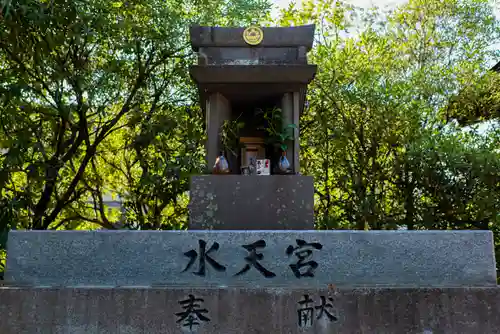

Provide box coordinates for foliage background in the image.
[0,0,499,279]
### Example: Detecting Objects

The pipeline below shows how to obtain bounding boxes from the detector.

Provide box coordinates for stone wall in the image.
[1,287,499,333]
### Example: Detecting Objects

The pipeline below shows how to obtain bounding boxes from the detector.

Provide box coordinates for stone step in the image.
[0,286,499,333]
[5,230,496,287]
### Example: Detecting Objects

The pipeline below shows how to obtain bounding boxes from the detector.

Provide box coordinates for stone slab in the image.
[198,47,306,65]
[189,64,317,84]
[189,175,315,230]
[1,286,500,333]
[5,230,496,287]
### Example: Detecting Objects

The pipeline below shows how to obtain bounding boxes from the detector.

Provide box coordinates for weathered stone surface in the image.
[189,175,314,230]
[197,47,306,65]
[190,25,315,50]
[1,286,500,333]
[5,230,496,287]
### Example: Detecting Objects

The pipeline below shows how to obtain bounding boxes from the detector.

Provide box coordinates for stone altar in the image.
[1,24,500,334]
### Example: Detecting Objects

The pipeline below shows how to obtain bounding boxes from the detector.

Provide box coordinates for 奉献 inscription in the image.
[182,239,227,276]
[174,292,339,331]
[286,239,323,278]
[297,294,338,328]
[235,239,276,278]
[175,294,211,331]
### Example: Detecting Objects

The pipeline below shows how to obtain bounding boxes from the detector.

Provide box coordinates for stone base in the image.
[1,286,499,333]
[189,175,314,230]
[6,230,496,288]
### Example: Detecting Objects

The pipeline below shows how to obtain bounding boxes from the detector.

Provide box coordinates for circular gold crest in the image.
[243,26,263,46]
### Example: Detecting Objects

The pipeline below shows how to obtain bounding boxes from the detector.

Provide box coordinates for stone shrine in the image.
[189,25,316,174]
[188,25,317,230]
[1,25,500,334]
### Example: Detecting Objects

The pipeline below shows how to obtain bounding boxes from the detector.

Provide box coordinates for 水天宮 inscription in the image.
[286,239,323,278]
[235,239,276,278]
[182,240,227,276]
[181,238,324,279]
[297,294,338,328]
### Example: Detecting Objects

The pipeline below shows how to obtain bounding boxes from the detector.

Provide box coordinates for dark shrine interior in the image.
[227,95,283,174]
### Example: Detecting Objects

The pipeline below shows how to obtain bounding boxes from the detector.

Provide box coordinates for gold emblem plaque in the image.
[243,26,263,45]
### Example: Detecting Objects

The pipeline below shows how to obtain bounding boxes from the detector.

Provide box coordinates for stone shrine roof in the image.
[189,25,315,51]
[188,24,317,115]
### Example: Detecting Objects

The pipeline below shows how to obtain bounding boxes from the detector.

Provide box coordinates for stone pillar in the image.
[281,93,295,172]
[292,91,300,173]
[205,93,231,168]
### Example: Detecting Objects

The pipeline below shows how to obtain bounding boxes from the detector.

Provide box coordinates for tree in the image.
[0,0,272,275]
[0,0,271,232]
[402,129,500,230]
[277,0,500,230]
[444,69,500,126]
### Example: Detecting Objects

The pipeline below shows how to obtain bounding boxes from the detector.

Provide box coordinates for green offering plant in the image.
[256,107,296,152]
[219,114,245,157]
